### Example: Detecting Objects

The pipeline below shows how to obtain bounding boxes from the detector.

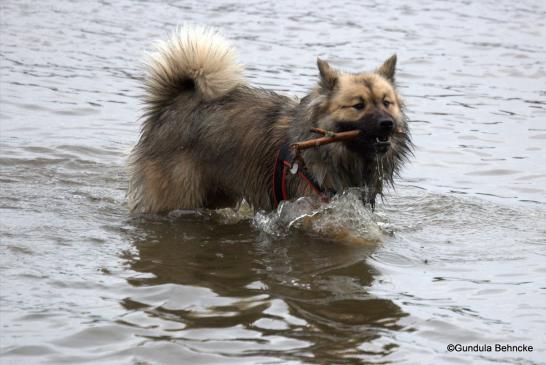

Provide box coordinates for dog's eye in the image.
[352,102,365,110]
[383,100,392,108]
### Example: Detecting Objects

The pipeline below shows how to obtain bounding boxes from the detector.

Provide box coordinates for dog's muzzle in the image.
[336,116,397,154]
[374,119,394,153]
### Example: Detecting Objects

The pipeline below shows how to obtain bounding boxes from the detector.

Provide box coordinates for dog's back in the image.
[128,26,292,213]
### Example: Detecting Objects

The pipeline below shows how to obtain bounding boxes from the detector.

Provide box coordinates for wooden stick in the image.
[310,128,335,136]
[292,129,361,151]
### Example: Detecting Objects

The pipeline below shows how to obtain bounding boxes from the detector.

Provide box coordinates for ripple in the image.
[465,168,519,176]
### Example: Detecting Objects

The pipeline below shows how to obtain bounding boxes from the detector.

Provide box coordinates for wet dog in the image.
[128,26,412,214]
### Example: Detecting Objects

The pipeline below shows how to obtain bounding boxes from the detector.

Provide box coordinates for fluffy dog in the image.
[128,26,412,214]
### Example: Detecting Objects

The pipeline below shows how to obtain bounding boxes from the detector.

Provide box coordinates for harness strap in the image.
[272,143,333,208]
[272,149,283,207]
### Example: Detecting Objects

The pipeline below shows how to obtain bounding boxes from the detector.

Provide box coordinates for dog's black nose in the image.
[378,119,394,132]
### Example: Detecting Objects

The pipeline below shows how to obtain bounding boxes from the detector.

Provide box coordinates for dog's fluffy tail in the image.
[144,25,244,109]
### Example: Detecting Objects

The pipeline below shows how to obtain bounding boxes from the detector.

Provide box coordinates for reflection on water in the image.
[124,214,405,363]
[1,0,546,364]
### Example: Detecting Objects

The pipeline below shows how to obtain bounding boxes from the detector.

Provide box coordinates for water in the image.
[1,0,545,364]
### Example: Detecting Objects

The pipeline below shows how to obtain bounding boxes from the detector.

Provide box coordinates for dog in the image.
[127,25,412,214]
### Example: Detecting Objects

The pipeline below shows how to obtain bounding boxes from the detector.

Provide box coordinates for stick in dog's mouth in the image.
[292,127,405,152]
[292,128,362,151]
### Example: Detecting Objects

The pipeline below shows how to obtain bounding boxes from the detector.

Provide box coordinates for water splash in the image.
[254,190,389,244]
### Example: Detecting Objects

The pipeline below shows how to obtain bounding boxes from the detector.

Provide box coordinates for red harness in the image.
[271,144,332,208]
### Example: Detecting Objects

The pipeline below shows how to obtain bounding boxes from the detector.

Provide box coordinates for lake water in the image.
[1,0,545,364]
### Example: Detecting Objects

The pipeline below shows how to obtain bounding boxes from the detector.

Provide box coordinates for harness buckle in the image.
[289,161,299,175]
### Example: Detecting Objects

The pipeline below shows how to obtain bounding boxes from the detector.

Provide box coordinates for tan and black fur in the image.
[128,26,412,214]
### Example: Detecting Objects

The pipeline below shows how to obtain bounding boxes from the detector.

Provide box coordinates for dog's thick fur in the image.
[128,26,412,214]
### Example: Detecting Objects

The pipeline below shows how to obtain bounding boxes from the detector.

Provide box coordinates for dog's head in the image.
[313,55,407,155]
[296,56,413,205]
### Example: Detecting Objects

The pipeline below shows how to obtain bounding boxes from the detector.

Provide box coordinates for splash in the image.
[254,189,389,244]
[209,200,256,224]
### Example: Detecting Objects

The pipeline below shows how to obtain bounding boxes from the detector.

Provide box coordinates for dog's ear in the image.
[317,58,338,91]
[377,54,397,83]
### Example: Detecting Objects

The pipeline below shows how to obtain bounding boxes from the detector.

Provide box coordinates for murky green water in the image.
[1,1,545,364]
